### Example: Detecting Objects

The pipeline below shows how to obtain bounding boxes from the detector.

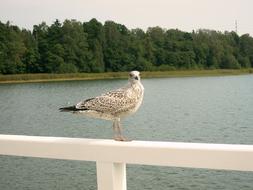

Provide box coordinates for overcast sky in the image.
[0,0,252,36]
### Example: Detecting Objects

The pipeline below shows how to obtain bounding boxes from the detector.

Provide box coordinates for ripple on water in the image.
[1,75,253,190]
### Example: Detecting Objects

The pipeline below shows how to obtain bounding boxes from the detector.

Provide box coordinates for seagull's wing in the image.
[76,87,137,114]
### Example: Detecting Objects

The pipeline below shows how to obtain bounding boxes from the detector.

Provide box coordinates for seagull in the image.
[59,71,144,141]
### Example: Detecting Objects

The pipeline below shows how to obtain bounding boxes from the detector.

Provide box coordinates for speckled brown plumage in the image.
[60,71,144,141]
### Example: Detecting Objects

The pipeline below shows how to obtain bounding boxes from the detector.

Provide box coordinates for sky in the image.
[0,0,252,36]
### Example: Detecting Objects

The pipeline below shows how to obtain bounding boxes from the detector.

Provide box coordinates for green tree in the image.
[0,22,26,74]
[33,22,49,72]
[61,19,90,72]
[103,21,133,71]
[220,52,241,69]
[240,34,253,67]
[1,18,253,74]
[21,29,40,73]
[83,19,105,72]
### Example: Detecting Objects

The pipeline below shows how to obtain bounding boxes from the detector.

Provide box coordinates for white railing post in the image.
[96,162,126,190]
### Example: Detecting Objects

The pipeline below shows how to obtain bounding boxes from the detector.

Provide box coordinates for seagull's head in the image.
[129,71,141,84]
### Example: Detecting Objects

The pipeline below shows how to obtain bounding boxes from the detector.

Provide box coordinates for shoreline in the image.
[0,69,252,84]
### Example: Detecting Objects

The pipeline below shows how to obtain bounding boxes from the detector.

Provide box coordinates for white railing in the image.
[0,134,253,190]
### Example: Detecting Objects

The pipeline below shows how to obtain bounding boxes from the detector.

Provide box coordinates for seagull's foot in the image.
[114,135,131,142]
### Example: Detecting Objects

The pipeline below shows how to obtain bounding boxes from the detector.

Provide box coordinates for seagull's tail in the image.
[59,106,78,112]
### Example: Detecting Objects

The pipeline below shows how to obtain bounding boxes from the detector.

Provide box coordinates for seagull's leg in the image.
[115,118,128,141]
[113,120,120,140]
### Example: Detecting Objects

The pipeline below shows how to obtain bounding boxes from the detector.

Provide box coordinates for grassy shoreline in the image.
[0,69,252,84]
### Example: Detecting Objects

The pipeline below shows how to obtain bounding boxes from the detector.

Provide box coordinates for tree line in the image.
[0,18,253,74]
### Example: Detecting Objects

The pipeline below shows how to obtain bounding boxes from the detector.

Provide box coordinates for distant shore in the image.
[0,69,252,84]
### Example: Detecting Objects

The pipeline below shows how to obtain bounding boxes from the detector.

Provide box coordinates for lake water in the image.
[0,75,253,190]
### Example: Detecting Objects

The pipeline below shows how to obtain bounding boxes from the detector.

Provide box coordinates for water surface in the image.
[0,75,253,189]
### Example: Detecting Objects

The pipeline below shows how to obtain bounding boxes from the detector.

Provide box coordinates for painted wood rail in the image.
[1,134,253,190]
